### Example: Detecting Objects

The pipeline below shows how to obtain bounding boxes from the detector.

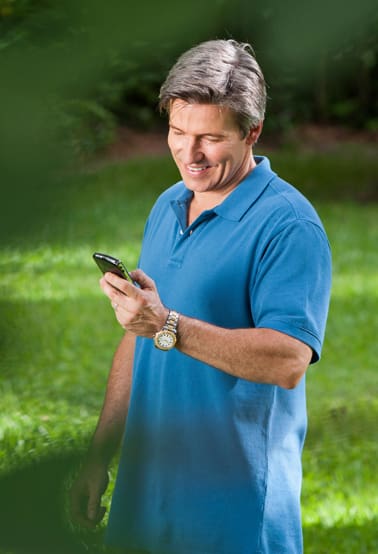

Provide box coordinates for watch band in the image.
[164,310,179,333]
[153,310,179,350]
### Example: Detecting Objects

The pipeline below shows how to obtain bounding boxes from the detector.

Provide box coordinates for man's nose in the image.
[183,138,203,164]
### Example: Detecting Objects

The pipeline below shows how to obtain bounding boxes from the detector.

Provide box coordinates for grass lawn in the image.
[0,148,377,553]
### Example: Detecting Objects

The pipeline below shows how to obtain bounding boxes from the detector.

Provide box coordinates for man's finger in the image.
[70,491,96,528]
[130,269,156,291]
[88,493,106,523]
[88,505,106,524]
[102,272,139,298]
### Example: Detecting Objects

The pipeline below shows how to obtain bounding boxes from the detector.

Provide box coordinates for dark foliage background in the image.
[0,0,376,237]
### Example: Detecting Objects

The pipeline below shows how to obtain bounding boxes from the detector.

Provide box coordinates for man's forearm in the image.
[176,316,312,389]
[88,331,135,465]
[98,271,311,389]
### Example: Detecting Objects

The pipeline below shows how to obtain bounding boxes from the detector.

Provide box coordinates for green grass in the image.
[0,151,377,553]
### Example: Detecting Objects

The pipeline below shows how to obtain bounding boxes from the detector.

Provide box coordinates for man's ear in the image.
[245,121,263,145]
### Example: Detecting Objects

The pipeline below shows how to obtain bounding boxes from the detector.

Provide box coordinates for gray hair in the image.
[159,39,267,137]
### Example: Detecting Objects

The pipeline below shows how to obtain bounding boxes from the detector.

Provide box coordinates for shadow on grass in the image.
[0,449,376,554]
[0,451,105,554]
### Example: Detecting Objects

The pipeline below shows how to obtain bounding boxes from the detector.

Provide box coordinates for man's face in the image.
[168,99,259,198]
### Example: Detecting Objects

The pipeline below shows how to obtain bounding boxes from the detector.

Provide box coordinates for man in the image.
[71,39,331,553]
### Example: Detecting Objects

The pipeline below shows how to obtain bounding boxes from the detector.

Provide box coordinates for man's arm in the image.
[70,331,135,528]
[100,271,312,390]
[176,317,312,389]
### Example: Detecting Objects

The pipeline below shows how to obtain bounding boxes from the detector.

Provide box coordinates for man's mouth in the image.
[187,165,211,174]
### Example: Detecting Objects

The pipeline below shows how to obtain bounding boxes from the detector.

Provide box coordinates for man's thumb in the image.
[131,268,155,291]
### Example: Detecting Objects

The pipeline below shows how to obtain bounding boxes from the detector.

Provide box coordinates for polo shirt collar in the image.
[213,156,276,221]
[171,156,276,227]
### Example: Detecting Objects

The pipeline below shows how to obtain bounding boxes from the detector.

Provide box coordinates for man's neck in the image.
[188,155,256,225]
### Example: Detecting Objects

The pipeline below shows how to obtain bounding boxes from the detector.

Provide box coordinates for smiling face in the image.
[168,99,262,202]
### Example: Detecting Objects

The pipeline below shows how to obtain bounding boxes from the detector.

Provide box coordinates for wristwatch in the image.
[154,310,179,351]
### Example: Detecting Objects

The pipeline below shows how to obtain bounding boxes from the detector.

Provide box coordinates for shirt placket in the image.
[169,200,216,267]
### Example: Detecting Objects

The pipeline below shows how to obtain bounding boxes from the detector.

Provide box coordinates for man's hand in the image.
[70,461,109,529]
[100,269,168,336]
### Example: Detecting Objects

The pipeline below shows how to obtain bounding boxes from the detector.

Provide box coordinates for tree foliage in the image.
[1,0,377,160]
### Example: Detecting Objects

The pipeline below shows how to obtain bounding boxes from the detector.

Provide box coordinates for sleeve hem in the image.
[256,319,322,364]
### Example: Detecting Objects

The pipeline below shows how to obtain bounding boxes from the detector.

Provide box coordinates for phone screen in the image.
[92,252,134,283]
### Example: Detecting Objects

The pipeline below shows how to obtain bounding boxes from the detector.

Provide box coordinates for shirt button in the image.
[179,230,184,235]
[189,230,193,235]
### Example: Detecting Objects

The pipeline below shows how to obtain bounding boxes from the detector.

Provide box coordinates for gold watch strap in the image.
[163,310,179,333]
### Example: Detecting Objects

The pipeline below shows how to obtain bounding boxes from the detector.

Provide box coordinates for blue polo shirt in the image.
[106,156,331,554]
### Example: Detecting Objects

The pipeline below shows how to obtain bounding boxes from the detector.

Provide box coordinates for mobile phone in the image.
[92,252,134,283]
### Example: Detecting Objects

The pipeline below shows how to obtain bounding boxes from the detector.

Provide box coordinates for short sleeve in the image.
[251,220,332,363]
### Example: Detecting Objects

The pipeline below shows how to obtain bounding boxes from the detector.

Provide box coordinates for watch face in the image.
[155,330,176,350]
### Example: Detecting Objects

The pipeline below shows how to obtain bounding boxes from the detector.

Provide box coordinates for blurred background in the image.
[0,1,377,553]
[0,0,377,241]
